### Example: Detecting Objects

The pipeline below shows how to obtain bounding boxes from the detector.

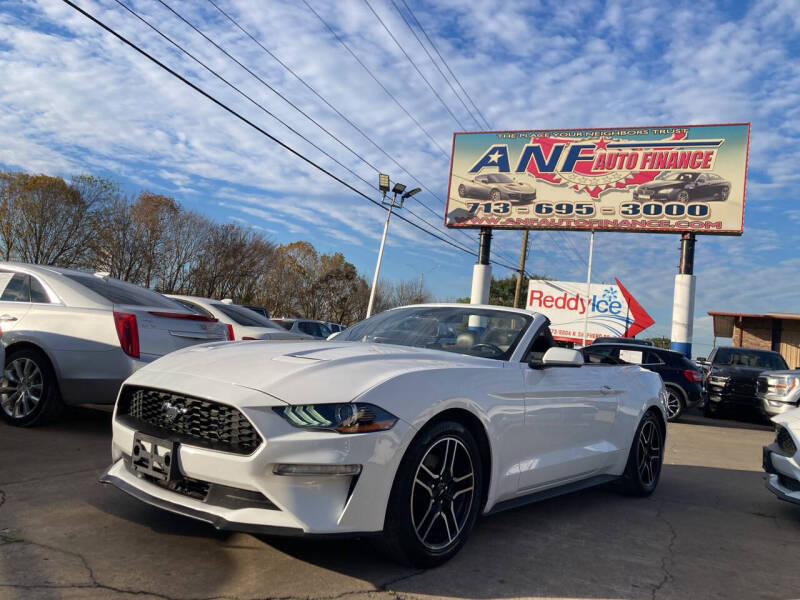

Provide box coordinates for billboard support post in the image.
[470,228,492,305]
[670,232,697,357]
[513,230,529,308]
[582,230,595,347]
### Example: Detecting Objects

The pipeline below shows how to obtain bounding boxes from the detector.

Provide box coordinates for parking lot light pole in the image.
[366,178,419,319]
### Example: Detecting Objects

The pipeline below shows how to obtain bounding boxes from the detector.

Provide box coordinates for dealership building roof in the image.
[708,311,800,369]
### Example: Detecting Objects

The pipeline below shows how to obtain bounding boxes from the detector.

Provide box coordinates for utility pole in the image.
[513,230,529,309]
[366,174,420,319]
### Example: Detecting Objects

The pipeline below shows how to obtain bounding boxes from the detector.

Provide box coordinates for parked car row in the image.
[0,262,345,426]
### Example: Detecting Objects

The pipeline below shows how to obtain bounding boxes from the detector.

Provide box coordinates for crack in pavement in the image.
[0,465,105,486]
[651,501,678,600]
[0,537,427,600]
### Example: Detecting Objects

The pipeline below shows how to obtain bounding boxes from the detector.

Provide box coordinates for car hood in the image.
[637,180,683,191]
[711,365,767,380]
[134,340,500,405]
[759,370,800,377]
[772,406,800,428]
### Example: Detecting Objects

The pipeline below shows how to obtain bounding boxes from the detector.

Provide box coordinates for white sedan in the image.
[101,304,668,566]
[166,295,309,341]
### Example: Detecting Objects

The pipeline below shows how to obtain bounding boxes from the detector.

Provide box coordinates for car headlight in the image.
[656,188,674,195]
[274,403,398,434]
[768,376,799,396]
[708,375,729,386]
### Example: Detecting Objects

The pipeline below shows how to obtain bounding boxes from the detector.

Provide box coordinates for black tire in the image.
[490,189,501,201]
[664,385,684,422]
[677,190,689,203]
[458,184,466,197]
[619,411,664,496]
[0,348,63,427]
[379,420,483,567]
[703,400,721,418]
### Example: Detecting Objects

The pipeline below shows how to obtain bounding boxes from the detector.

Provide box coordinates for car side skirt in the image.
[486,474,618,516]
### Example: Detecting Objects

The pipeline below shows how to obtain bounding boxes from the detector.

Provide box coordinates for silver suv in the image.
[758,370,800,417]
[0,262,228,426]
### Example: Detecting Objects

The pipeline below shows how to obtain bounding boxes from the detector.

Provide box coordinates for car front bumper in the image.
[760,394,800,417]
[105,406,413,536]
[763,444,800,505]
[705,385,757,408]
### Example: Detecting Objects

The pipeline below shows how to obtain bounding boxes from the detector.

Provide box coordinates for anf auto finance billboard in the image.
[527,279,655,344]
[445,123,749,234]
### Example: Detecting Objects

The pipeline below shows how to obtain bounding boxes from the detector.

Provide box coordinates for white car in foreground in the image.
[101,304,667,566]
[763,408,800,505]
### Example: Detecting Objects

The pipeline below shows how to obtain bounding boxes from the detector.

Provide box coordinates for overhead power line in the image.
[388,0,482,130]
[399,0,491,130]
[203,0,489,251]
[301,0,450,158]
[61,0,523,274]
[362,0,466,130]
[156,0,505,265]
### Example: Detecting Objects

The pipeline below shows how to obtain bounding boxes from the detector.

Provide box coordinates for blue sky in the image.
[1,0,798,354]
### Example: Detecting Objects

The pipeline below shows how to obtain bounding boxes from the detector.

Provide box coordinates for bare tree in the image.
[1,172,113,267]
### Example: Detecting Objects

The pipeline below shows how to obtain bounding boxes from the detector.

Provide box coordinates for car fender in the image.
[355,362,526,512]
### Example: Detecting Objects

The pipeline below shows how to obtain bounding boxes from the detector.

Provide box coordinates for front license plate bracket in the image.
[131,432,179,482]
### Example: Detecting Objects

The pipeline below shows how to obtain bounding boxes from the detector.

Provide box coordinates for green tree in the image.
[489,274,550,307]
[647,337,671,349]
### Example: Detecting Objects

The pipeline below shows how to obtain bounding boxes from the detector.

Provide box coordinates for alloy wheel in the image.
[637,419,663,487]
[411,437,475,551]
[677,191,689,202]
[665,389,682,420]
[0,358,44,419]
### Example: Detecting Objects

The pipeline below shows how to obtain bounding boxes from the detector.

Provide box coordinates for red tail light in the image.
[226,324,235,341]
[684,369,703,383]
[114,312,140,358]
[148,311,218,322]
[242,336,256,340]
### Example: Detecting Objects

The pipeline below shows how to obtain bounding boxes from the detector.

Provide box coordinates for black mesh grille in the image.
[728,377,756,397]
[777,426,797,457]
[118,386,262,455]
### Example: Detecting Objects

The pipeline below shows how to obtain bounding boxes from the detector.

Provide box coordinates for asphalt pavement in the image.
[2,407,799,600]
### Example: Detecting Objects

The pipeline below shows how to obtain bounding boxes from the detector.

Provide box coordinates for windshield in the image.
[64,273,179,308]
[486,174,513,183]
[713,348,788,370]
[211,303,282,329]
[337,306,532,360]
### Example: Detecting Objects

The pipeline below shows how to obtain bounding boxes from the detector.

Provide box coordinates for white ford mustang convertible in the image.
[102,304,668,566]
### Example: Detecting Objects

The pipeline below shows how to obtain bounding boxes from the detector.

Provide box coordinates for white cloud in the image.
[0,0,797,348]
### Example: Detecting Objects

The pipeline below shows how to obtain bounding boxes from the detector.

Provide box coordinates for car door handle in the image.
[601,385,615,395]
[0,314,18,322]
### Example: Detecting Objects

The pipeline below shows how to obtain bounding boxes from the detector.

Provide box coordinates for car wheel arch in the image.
[3,340,62,384]
[407,407,492,513]
[664,383,689,408]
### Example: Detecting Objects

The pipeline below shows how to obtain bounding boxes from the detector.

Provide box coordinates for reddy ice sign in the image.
[527,278,654,344]
[445,123,749,234]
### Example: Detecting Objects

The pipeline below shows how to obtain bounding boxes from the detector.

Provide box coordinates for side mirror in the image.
[326,332,341,341]
[541,347,584,367]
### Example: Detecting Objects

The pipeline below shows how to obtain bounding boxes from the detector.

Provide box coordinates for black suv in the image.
[582,343,704,421]
[703,346,788,418]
